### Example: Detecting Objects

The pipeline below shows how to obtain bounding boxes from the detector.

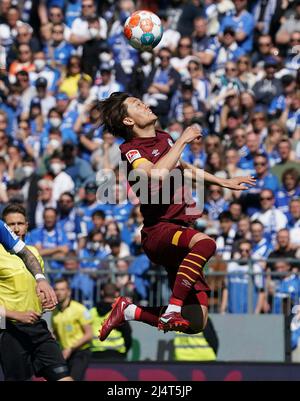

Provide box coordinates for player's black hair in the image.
[91,209,106,219]
[96,92,132,140]
[2,203,27,220]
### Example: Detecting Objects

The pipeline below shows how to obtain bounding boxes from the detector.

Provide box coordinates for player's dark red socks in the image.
[124,306,165,327]
[170,238,216,306]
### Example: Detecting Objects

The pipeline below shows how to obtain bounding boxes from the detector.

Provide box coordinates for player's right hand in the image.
[180,125,202,144]
[36,280,58,310]
[14,310,41,324]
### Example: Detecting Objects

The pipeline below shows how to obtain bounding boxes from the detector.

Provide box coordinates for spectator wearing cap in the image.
[275,168,300,217]
[77,181,107,229]
[271,138,300,183]
[90,62,124,101]
[32,50,61,94]
[191,16,218,70]
[213,26,245,73]
[251,189,288,244]
[70,0,107,45]
[219,0,255,53]
[59,55,92,99]
[252,56,282,110]
[34,76,56,118]
[28,206,71,274]
[44,22,75,69]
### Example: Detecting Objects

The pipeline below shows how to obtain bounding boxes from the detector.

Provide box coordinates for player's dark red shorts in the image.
[141,221,210,307]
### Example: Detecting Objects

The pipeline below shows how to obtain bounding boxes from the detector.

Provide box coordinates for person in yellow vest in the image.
[52,278,93,380]
[173,317,218,361]
[0,203,72,381]
[90,283,132,361]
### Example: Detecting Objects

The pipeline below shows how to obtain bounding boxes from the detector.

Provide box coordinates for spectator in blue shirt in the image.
[238,132,262,175]
[268,75,297,117]
[250,220,273,261]
[57,191,87,251]
[77,181,108,231]
[205,185,229,222]
[28,206,70,273]
[276,168,300,217]
[219,0,255,53]
[271,260,300,314]
[213,27,245,72]
[241,153,280,215]
[44,23,75,68]
[65,0,82,27]
[221,240,265,314]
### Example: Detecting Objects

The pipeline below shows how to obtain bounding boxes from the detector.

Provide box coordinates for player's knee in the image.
[39,365,70,381]
[193,236,216,257]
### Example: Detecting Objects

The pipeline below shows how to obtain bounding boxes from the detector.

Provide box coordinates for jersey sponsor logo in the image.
[168,138,174,148]
[125,149,142,164]
[3,223,18,240]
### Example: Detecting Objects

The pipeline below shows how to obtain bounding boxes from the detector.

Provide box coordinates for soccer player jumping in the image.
[98,92,255,339]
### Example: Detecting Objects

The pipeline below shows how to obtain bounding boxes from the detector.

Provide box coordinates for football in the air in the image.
[123,10,163,51]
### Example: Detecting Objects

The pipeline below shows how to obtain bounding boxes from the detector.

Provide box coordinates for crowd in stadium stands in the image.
[0,0,300,316]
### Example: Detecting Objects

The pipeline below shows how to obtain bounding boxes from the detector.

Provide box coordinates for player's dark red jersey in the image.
[120,130,201,226]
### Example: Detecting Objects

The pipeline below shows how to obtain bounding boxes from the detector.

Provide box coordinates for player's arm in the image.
[62,324,93,360]
[133,126,202,179]
[3,308,41,324]
[0,221,57,309]
[17,247,58,309]
[180,159,256,190]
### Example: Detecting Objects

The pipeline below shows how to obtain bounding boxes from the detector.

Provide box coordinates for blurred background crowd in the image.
[0,0,299,316]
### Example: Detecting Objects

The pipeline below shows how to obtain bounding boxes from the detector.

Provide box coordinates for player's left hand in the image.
[221,176,256,191]
[36,280,58,310]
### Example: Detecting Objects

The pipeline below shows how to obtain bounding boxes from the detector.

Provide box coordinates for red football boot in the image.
[99,296,132,341]
[158,312,190,332]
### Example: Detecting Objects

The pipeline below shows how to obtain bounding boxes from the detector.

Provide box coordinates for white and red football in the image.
[123,10,163,51]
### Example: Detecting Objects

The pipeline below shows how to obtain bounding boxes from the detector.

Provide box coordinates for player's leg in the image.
[159,230,215,331]
[0,328,33,381]
[182,291,209,334]
[30,320,73,381]
[66,349,91,381]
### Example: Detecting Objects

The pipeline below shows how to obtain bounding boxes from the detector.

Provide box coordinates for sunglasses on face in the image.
[179,43,191,48]
[254,162,266,166]
[260,196,273,201]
